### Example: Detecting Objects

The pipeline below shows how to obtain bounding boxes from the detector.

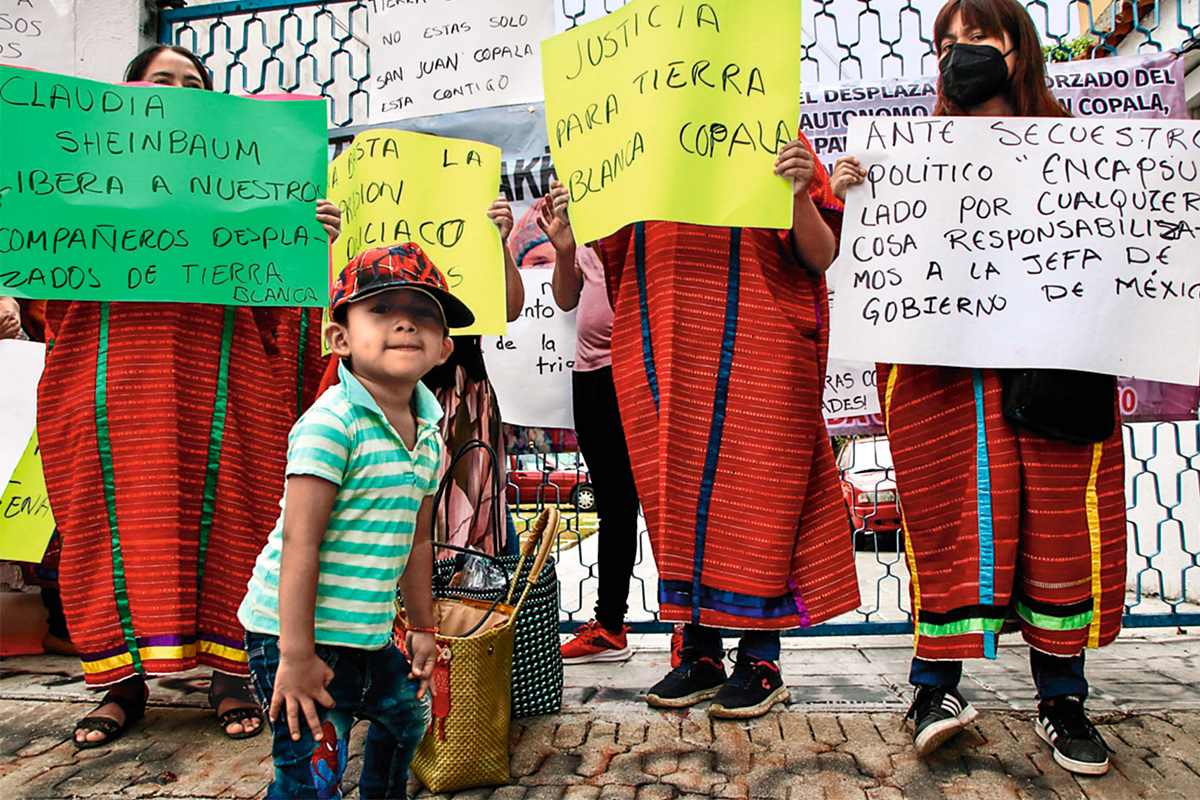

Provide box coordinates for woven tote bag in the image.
[430,440,564,718]
[401,507,559,793]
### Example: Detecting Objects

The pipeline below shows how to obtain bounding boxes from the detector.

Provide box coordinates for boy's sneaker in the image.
[561,621,632,664]
[906,686,978,756]
[645,649,726,708]
[1036,695,1112,776]
[708,651,790,719]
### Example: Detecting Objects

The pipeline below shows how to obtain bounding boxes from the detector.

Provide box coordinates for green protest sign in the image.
[0,66,329,305]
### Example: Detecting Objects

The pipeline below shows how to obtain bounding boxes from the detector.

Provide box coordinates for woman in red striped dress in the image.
[836,0,1126,776]
[37,45,339,748]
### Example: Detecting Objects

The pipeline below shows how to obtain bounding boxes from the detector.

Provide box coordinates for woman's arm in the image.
[775,139,837,274]
[489,197,525,321]
[539,183,583,312]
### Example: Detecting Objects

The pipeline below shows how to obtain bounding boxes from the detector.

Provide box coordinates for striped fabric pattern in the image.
[240,360,442,649]
[882,365,1126,660]
[594,133,861,631]
[38,301,327,686]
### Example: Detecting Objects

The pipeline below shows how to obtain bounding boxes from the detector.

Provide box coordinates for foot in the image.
[907,686,977,757]
[209,671,264,739]
[1036,695,1112,776]
[561,620,633,664]
[708,651,790,719]
[645,648,726,708]
[74,677,148,748]
[669,624,684,669]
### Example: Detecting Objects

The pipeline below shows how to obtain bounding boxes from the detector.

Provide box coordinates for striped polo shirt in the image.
[238,359,443,650]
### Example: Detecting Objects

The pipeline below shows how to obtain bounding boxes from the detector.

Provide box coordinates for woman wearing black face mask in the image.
[833,0,1125,778]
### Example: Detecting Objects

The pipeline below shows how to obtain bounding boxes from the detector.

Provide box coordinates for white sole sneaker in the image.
[1036,717,1110,776]
[913,703,978,757]
[709,687,791,720]
[562,645,633,665]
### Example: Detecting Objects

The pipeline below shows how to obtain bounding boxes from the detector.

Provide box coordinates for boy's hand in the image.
[316,199,342,242]
[774,139,817,196]
[830,156,867,202]
[406,631,438,699]
[271,652,336,741]
[0,297,19,340]
[488,197,514,241]
[536,181,575,253]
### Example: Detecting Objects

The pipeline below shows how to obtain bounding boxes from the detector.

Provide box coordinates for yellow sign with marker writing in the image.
[541,0,802,244]
[326,130,507,336]
[0,431,55,563]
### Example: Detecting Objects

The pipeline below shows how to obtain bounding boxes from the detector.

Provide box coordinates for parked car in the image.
[835,435,902,551]
[506,452,595,511]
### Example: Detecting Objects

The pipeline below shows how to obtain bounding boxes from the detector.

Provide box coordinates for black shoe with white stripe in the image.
[1036,695,1112,776]
[906,686,978,757]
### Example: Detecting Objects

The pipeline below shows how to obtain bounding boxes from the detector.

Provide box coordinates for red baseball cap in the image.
[330,242,474,328]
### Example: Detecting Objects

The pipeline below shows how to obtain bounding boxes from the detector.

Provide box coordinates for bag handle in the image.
[431,438,504,555]
[510,506,559,621]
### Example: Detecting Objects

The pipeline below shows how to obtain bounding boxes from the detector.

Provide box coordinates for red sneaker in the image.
[670,623,685,668]
[561,620,632,664]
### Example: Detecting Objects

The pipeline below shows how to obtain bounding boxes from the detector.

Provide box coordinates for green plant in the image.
[1043,35,1094,62]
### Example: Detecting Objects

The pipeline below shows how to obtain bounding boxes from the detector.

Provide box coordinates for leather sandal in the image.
[209,672,265,740]
[73,683,148,750]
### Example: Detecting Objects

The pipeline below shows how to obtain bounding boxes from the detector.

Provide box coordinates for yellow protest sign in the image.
[0,431,55,564]
[541,0,802,244]
[327,130,507,335]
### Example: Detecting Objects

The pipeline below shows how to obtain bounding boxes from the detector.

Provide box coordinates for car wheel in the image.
[572,483,597,512]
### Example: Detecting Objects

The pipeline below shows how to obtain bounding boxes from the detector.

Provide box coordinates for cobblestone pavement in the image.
[2,633,1198,799]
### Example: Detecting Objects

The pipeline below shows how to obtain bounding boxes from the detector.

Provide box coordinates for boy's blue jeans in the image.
[246,632,430,800]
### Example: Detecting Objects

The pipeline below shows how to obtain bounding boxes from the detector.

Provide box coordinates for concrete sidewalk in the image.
[1,631,1198,799]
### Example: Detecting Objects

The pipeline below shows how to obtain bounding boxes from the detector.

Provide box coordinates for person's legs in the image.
[710,630,788,719]
[358,642,430,800]
[562,367,641,664]
[645,624,725,708]
[1028,650,1110,775]
[247,633,359,799]
[906,657,977,758]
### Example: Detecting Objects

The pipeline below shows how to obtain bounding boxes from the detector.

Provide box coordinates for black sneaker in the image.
[1036,695,1112,776]
[708,651,790,719]
[645,648,726,708]
[906,686,978,756]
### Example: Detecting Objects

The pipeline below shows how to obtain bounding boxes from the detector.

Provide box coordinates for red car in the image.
[506,452,595,511]
[836,435,902,549]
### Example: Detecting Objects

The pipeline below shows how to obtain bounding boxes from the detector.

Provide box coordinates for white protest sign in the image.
[482,268,577,429]
[0,0,73,74]
[802,52,1187,173]
[0,339,44,486]
[367,0,553,122]
[828,116,1200,384]
[823,358,881,418]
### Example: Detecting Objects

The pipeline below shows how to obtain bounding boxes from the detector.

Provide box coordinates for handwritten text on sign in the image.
[368,0,553,122]
[0,0,74,74]
[828,117,1200,385]
[326,129,506,335]
[0,67,329,305]
[482,269,577,429]
[0,430,55,563]
[541,0,801,244]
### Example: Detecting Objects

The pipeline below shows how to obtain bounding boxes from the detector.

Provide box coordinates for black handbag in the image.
[997,368,1117,445]
[428,440,564,719]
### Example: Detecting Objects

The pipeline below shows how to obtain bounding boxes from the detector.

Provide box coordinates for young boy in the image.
[238,242,475,799]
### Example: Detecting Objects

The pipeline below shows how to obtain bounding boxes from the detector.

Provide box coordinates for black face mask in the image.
[939,42,1013,108]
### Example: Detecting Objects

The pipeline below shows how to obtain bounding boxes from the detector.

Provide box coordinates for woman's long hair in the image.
[932,0,1068,118]
[123,44,214,91]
